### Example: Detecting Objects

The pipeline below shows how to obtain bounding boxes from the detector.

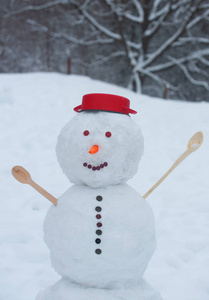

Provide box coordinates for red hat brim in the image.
[74,93,137,115]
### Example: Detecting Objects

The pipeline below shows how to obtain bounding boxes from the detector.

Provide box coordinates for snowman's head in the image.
[56,94,144,188]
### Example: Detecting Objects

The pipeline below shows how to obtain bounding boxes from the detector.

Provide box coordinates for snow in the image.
[0,73,209,300]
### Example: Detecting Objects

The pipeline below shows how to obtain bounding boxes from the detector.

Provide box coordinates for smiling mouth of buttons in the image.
[83,162,108,171]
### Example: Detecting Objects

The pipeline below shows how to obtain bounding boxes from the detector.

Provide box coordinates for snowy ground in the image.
[0,73,209,300]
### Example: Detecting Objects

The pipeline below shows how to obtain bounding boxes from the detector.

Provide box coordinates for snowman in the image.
[36,93,162,300]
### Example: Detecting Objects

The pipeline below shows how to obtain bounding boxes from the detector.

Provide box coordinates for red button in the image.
[97,222,102,227]
[105,131,112,138]
[83,130,89,136]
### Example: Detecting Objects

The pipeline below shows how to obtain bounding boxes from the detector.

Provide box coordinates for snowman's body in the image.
[36,101,162,300]
[44,184,156,288]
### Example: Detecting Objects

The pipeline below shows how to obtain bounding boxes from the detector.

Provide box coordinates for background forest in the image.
[0,0,209,101]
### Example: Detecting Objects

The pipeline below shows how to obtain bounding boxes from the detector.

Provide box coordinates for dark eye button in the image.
[83,130,89,136]
[105,131,112,138]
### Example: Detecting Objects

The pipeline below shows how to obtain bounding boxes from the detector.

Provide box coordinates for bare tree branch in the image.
[138,68,178,90]
[149,1,170,21]
[169,57,209,90]
[145,5,171,37]
[147,49,209,72]
[173,37,209,46]
[54,31,114,45]
[140,0,204,69]
[4,0,70,18]
[71,1,121,40]
[187,8,209,29]
[75,51,126,68]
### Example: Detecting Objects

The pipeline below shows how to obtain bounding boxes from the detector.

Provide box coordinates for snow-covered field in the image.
[0,73,209,300]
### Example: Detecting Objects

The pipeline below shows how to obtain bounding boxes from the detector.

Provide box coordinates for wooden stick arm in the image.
[12,165,58,206]
[30,180,57,206]
[173,150,191,168]
[143,150,191,199]
[143,131,203,199]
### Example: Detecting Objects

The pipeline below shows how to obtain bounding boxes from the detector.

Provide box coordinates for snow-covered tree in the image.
[1,0,209,101]
[67,0,209,99]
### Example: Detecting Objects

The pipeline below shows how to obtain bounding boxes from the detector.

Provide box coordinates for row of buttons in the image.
[95,195,103,254]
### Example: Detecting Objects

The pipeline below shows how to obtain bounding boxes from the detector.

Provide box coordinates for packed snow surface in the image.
[0,73,209,300]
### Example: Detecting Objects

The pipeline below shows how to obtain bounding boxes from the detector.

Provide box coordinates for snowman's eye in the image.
[105,131,112,138]
[83,130,89,136]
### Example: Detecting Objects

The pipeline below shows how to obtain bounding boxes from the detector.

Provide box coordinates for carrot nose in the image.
[89,145,99,154]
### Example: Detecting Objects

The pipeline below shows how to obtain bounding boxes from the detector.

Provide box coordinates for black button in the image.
[95,238,101,244]
[95,249,102,255]
[95,206,102,212]
[96,229,102,235]
[96,195,103,201]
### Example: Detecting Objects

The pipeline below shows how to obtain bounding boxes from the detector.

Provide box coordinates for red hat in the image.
[74,93,137,115]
